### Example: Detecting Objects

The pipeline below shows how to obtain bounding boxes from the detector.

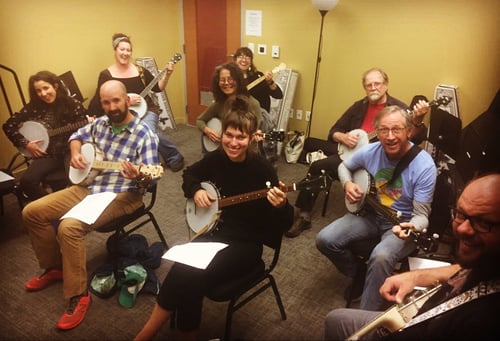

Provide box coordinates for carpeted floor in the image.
[0,124,356,340]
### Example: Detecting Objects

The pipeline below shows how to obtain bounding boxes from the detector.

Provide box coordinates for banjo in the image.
[346,168,438,253]
[337,96,452,162]
[18,118,89,157]
[129,53,182,118]
[202,117,286,152]
[202,117,223,152]
[185,173,331,235]
[69,143,163,186]
[246,62,286,91]
[347,283,442,340]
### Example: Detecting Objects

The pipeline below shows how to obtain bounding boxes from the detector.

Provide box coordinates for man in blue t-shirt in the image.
[316,105,437,311]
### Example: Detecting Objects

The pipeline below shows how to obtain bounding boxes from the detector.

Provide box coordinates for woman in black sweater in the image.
[135,95,294,340]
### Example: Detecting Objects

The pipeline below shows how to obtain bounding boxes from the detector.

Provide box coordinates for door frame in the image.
[183,0,241,125]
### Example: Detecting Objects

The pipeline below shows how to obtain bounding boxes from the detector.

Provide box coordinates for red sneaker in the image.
[25,269,63,291]
[56,292,91,330]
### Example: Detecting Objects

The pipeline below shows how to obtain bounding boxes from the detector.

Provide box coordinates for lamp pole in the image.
[306,9,328,138]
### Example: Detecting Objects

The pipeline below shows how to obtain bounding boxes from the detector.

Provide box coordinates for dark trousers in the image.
[20,156,68,200]
[157,235,262,331]
[295,137,341,212]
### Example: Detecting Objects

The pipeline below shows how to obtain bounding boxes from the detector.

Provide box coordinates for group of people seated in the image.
[2,32,500,340]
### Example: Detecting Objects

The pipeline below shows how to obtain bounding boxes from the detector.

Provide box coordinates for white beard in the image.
[368,92,381,102]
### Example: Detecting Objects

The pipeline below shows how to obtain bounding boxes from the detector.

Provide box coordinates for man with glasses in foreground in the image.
[316,105,437,311]
[324,173,500,340]
[286,67,429,238]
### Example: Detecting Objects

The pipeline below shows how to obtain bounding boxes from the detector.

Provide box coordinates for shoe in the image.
[344,263,367,306]
[25,268,63,291]
[285,217,312,238]
[169,157,184,172]
[56,292,91,330]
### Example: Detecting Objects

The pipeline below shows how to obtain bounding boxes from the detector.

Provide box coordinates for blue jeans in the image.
[316,212,416,310]
[142,111,183,166]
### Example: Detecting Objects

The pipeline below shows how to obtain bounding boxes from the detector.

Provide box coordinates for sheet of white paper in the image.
[162,242,229,270]
[60,192,117,225]
[408,256,451,271]
[0,171,15,183]
[245,10,262,36]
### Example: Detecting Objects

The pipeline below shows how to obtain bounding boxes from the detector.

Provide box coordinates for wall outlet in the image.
[296,109,303,120]
[289,108,294,118]
[248,42,255,53]
[271,45,280,58]
[305,111,311,121]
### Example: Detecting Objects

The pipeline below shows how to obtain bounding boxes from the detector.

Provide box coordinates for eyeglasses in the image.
[376,127,406,136]
[364,82,384,90]
[219,77,234,84]
[236,55,251,60]
[450,206,500,233]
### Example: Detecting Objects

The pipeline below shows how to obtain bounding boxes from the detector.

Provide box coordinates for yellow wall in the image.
[1,0,499,169]
[242,0,500,138]
[0,0,184,168]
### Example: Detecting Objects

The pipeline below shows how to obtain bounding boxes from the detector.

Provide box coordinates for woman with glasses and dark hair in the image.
[233,47,283,118]
[135,95,293,340]
[3,70,89,200]
[196,62,262,154]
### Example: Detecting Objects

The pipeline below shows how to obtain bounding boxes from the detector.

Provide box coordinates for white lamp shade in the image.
[312,0,339,11]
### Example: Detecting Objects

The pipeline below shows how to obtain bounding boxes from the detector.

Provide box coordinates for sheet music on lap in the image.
[162,242,229,269]
[60,192,117,225]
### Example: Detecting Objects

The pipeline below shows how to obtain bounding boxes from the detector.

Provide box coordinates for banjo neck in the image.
[363,193,401,226]
[218,183,296,209]
[47,119,89,137]
[246,62,286,91]
[138,53,182,98]
[347,284,442,340]
[90,159,126,172]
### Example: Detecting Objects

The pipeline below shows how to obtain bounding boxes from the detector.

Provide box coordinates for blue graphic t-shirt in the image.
[345,142,436,221]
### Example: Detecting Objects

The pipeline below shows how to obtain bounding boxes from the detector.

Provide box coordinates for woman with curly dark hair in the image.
[196,62,262,153]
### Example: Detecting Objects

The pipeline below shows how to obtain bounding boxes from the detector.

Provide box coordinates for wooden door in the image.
[183,0,241,125]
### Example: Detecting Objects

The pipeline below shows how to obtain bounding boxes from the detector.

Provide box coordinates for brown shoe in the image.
[285,217,312,238]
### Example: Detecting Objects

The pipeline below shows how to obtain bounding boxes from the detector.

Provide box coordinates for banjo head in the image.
[18,121,50,155]
[345,168,371,214]
[202,118,222,152]
[185,182,220,233]
[337,129,370,161]
[69,143,99,185]
[128,93,148,118]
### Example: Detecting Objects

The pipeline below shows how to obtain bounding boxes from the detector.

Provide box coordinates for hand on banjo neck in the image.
[345,168,438,253]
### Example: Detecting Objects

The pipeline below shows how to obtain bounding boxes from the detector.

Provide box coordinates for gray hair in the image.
[362,67,389,86]
[373,105,411,129]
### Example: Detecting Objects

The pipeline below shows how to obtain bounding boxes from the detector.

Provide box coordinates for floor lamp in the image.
[307,0,339,138]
